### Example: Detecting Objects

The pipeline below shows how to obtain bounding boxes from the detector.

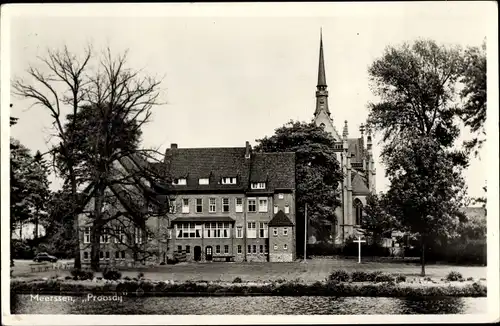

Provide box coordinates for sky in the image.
[3,2,495,200]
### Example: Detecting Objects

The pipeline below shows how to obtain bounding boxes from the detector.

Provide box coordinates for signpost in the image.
[353,235,366,264]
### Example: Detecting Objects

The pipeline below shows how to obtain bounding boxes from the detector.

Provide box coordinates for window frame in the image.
[209,198,217,213]
[198,178,209,185]
[222,198,230,212]
[247,198,257,212]
[196,198,203,213]
[258,198,268,212]
[182,198,189,213]
[235,198,243,213]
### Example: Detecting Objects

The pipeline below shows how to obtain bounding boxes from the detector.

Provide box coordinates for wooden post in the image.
[303,203,307,262]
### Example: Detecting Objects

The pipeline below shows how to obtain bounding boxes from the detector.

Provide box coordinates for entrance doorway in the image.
[205,246,213,261]
[194,246,202,261]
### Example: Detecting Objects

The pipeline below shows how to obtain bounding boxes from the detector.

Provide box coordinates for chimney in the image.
[171,143,178,149]
[245,141,251,159]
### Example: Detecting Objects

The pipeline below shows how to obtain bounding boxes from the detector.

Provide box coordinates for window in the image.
[283,244,288,250]
[83,252,89,260]
[274,205,278,214]
[251,182,266,189]
[248,198,256,212]
[273,228,278,236]
[177,223,202,238]
[115,226,125,244]
[209,198,216,213]
[252,245,257,253]
[173,178,187,185]
[177,245,182,252]
[237,245,242,254]
[203,222,229,238]
[135,227,142,244]
[247,222,257,238]
[169,199,176,213]
[99,251,104,260]
[236,226,243,238]
[259,245,263,253]
[105,251,110,260]
[216,245,221,254]
[121,251,125,259]
[186,245,191,254]
[248,245,252,254]
[273,244,278,250]
[354,199,363,225]
[196,198,203,213]
[100,228,110,243]
[199,178,209,185]
[235,198,243,212]
[221,177,237,185]
[84,227,90,244]
[258,198,268,212]
[115,251,119,259]
[182,198,189,213]
[264,244,268,253]
[284,204,290,214]
[278,193,284,199]
[283,227,288,236]
[147,202,156,214]
[224,245,229,254]
[259,222,268,238]
[222,198,230,212]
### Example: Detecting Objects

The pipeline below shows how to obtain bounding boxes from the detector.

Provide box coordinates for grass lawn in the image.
[12,258,487,283]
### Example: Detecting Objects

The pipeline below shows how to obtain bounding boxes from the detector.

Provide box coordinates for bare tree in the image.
[13,45,93,269]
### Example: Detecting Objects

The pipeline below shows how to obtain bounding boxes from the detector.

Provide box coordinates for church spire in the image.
[314,28,330,117]
[317,28,327,87]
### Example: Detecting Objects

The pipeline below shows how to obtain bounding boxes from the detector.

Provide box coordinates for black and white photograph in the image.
[1,2,498,324]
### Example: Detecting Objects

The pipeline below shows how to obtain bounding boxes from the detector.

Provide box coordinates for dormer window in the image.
[199,178,209,185]
[173,178,187,185]
[221,177,237,185]
[251,182,266,190]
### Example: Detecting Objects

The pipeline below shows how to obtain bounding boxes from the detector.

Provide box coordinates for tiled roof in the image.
[347,138,364,163]
[351,170,370,194]
[171,216,235,223]
[163,145,295,193]
[268,210,294,227]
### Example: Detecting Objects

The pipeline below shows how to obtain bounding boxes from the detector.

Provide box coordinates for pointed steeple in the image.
[314,28,330,117]
[317,28,327,87]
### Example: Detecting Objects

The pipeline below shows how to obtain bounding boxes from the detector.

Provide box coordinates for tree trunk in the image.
[34,208,39,240]
[90,184,105,271]
[420,236,426,276]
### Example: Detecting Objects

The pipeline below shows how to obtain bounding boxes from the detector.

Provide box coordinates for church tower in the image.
[313,30,341,140]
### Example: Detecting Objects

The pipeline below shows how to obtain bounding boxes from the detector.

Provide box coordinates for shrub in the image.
[167,257,179,265]
[467,277,473,281]
[64,276,72,280]
[367,271,382,282]
[70,269,94,280]
[102,268,122,281]
[351,271,370,282]
[159,261,166,265]
[374,273,395,283]
[137,272,145,279]
[395,274,406,283]
[232,277,243,283]
[328,270,350,283]
[96,277,103,281]
[446,271,463,281]
[424,276,432,282]
[123,276,131,281]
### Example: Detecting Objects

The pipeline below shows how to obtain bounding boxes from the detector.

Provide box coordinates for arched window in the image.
[354,199,363,226]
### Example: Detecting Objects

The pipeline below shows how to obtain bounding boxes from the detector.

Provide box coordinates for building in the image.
[78,142,297,266]
[309,31,376,245]
[165,142,297,262]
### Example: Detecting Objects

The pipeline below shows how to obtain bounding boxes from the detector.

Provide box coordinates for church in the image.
[309,32,377,245]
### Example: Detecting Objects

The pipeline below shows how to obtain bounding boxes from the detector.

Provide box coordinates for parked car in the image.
[33,252,58,263]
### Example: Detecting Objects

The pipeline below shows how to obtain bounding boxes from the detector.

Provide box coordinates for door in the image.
[194,246,202,261]
[205,246,213,261]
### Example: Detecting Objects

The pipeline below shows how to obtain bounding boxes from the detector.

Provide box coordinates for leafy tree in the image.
[359,194,399,247]
[459,40,486,157]
[255,121,343,255]
[30,151,51,240]
[383,137,467,275]
[368,39,465,157]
